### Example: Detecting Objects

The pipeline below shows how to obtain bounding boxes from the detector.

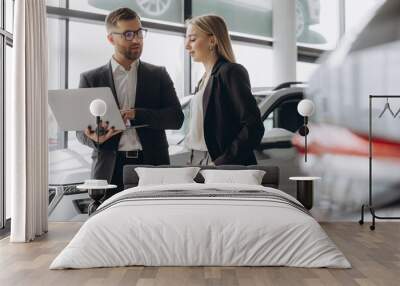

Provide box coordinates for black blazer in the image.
[76,60,184,181]
[202,58,264,165]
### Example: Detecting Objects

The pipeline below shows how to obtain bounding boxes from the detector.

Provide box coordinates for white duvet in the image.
[50,183,351,269]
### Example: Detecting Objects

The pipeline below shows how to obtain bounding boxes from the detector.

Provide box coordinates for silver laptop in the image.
[48,87,127,131]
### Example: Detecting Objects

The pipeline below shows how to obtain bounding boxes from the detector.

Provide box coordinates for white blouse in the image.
[184,73,211,151]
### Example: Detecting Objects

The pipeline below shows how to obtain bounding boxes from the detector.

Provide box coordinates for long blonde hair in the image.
[186,14,236,63]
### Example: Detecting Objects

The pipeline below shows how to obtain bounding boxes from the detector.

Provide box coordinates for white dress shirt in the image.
[184,73,211,151]
[111,57,143,151]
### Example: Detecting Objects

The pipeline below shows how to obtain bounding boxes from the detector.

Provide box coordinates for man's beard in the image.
[119,46,142,61]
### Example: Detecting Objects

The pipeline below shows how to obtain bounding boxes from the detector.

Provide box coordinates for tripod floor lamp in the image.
[297,99,315,162]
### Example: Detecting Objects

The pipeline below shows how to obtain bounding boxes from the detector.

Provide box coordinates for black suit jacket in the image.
[202,58,264,165]
[76,60,184,181]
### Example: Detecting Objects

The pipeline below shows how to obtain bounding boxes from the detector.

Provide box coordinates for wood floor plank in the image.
[0,222,400,286]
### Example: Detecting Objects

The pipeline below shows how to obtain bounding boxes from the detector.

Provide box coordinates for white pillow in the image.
[135,167,201,186]
[200,169,266,185]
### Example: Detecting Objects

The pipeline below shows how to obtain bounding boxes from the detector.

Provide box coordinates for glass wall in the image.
[68,21,113,89]
[46,0,64,7]
[4,45,11,220]
[297,0,340,50]
[193,0,273,38]
[233,42,273,88]
[141,30,185,97]
[5,0,14,32]
[191,42,273,92]
[297,61,318,82]
[67,23,186,91]
[48,17,65,151]
[65,20,186,154]
[48,18,64,91]
[45,0,337,221]
[68,0,185,24]
[192,0,341,48]
[1,0,14,229]
[47,0,328,162]
[67,21,185,97]
[0,38,3,228]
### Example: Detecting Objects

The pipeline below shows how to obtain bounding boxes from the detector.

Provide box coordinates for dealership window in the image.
[48,18,64,91]
[297,61,318,82]
[4,45,11,221]
[1,0,14,230]
[297,0,340,50]
[192,0,273,39]
[45,0,328,221]
[64,0,185,24]
[5,0,13,32]
[191,42,273,92]
[46,0,63,7]
[68,21,114,89]
[233,42,273,88]
[48,17,186,153]
[68,23,184,96]
[142,30,185,97]
[0,38,4,227]
[48,17,66,151]
[65,19,186,155]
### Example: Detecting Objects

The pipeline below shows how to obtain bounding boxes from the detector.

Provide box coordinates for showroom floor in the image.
[1,222,399,286]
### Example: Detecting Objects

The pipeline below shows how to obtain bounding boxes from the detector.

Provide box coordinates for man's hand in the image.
[84,121,122,144]
[121,109,135,124]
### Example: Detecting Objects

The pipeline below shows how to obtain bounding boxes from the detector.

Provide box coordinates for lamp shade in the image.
[297,99,315,117]
[89,99,107,117]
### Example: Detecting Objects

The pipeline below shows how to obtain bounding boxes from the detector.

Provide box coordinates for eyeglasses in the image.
[111,28,148,41]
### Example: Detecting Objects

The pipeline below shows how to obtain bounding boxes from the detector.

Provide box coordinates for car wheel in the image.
[296,0,308,39]
[136,0,172,16]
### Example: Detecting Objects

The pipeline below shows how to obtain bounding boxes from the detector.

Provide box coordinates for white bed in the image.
[50,183,351,269]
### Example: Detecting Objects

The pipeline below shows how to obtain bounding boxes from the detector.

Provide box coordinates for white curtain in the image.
[9,0,48,242]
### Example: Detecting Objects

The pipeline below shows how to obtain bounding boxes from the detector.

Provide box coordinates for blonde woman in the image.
[184,14,264,165]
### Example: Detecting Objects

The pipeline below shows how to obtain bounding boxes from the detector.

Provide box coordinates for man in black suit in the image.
[76,8,184,194]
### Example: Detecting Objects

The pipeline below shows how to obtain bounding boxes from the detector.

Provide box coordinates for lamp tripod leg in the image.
[305,132,307,162]
[359,204,365,225]
[96,116,100,153]
[304,116,308,162]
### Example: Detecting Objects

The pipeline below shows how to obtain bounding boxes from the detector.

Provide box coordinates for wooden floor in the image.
[0,222,399,286]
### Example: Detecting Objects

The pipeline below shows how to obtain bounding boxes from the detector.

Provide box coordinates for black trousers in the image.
[104,151,144,200]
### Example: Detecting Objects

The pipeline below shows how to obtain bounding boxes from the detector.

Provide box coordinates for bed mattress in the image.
[50,183,350,269]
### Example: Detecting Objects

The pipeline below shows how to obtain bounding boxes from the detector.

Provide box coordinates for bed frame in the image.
[123,165,280,189]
